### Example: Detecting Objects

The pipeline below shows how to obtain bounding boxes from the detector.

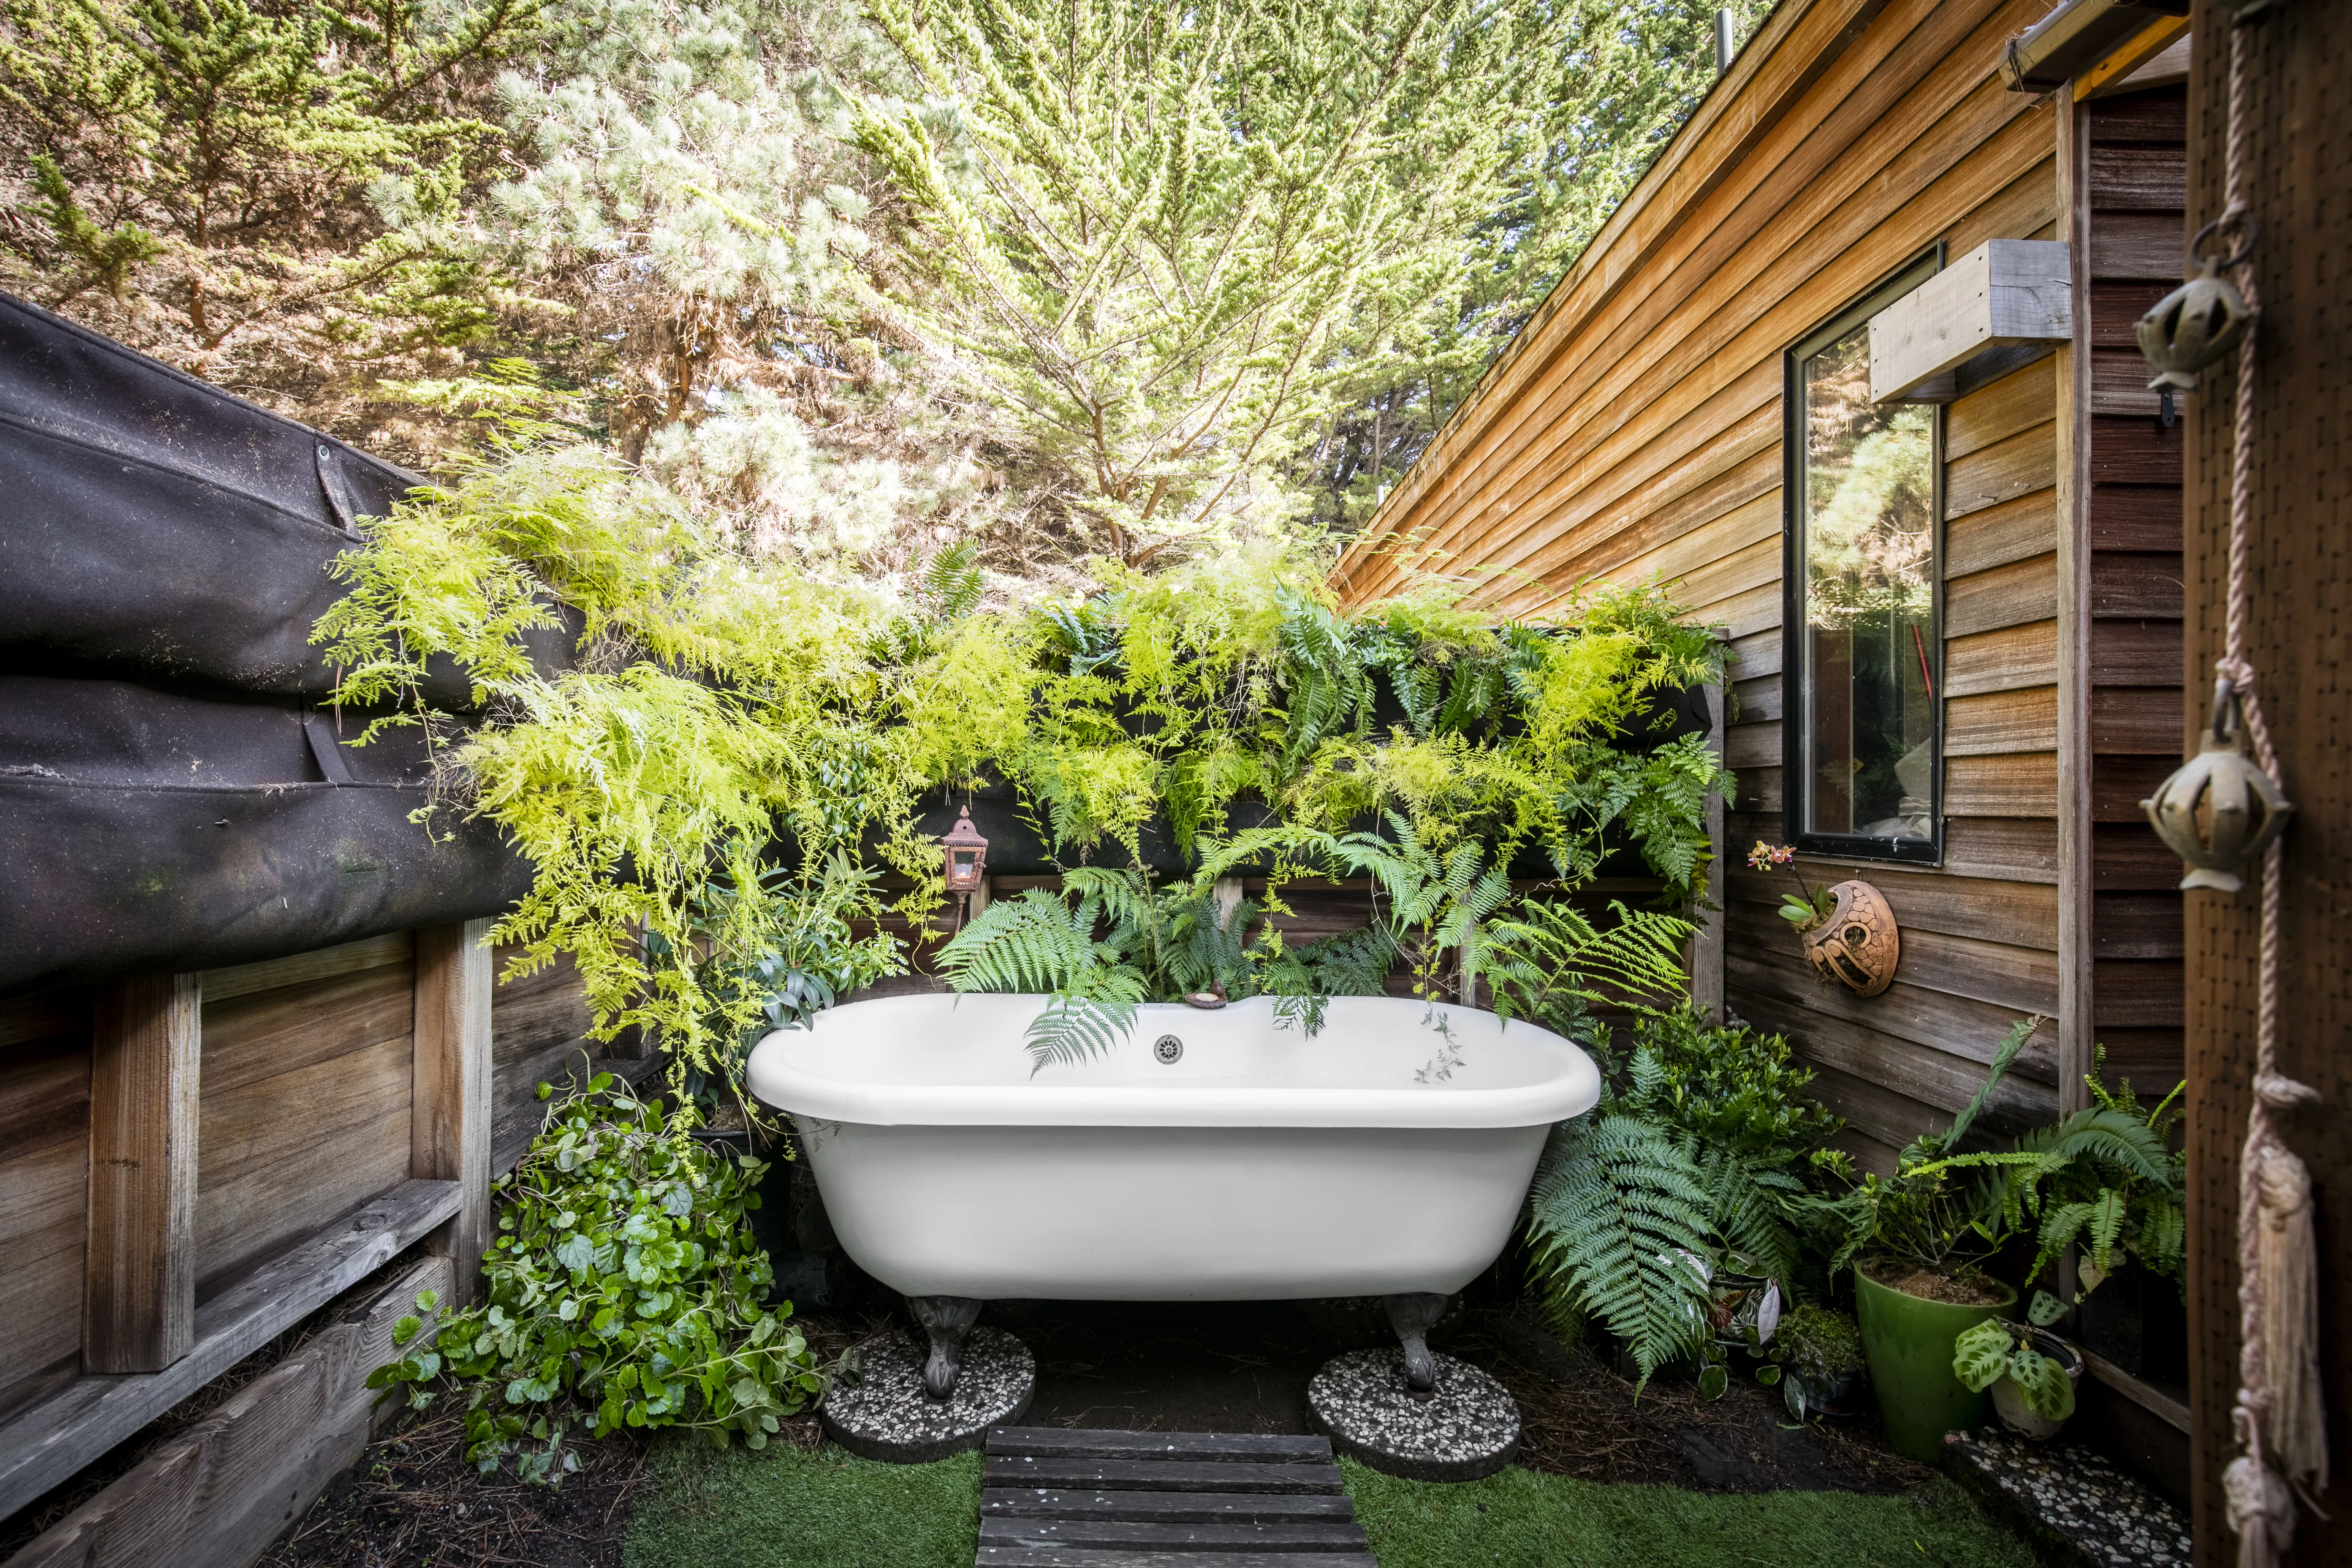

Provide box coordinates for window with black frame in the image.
[1783,253,1942,863]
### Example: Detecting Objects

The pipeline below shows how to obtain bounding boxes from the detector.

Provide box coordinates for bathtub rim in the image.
[745,992,1601,1130]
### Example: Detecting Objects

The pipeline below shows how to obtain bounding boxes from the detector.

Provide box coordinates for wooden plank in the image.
[1736,993,2058,1130]
[1730,862,2060,948]
[1804,1062,1956,1154]
[1724,943,2061,1079]
[1945,685,2058,755]
[1945,619,2060,698]
[0,1179,460,1519]
[1875,926,2062,1015]
[1945,751,2059,816]
[415,920,495,1306]
[2088,483,2183,549]
[1946,427,2055,522]
[2053,93,2097,1126]
[985,1430,1333,1463]
[2089,618,2183,684]
[2095,822,2187,891]
[1947,553,2058,638]
[1946,489,2057,579]
[2087,212,2183,282]
[1946,359,2057,462]
[978,1519,1369,1553]
[1733,766,1782,814]
[2085,82,2184,143]
[2090,687,2184,753]
[2087,415,2184,487]
[2090,347,2167,416]
[982,1457,1343,1495]
[2094,892,2184,960]
[2094,960,2184,1029]
[2089,551,2185,617]
[1869,239,2071,402]
[2094,753,2179,822]
[1722,721,1780,771]
[1728,674,1781,725]
[198,961,414,1097]
[1944,815,2062,883]
[2087,144,2186,212]
[6,1255,453,1568]
[981,1490,1357,1525]
[84,974,201,1375]
[198,933,410,1005]
[197,1036,412,1293]
[2087,281,2175,348]
[0,1141,87,1427]
[1727,628,1781,680]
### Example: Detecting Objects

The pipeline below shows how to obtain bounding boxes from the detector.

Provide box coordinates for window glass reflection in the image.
[1800,320,1936,841]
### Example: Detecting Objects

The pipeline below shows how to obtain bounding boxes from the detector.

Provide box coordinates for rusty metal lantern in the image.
[1803,880,1901,997]
[2135,222,2256,394]
[942,805,989,893]
[2140,680,2293,893]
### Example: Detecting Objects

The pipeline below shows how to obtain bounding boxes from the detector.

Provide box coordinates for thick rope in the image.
[2213,9,2326,1562]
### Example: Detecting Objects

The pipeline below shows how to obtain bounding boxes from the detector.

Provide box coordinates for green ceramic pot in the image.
[1853,1264,2017,1462]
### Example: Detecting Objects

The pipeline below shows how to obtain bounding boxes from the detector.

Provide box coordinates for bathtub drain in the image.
[1153,1034,1184,1065]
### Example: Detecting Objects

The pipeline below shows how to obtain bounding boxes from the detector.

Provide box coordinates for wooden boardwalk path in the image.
[976,1427,1376,1566]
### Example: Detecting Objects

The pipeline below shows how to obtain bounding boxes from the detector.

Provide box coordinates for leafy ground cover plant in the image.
[369,1075,822,1480]
[1517,1006,1848,1386]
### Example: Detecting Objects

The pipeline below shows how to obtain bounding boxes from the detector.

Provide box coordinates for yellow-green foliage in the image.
[315,447,1727,1086]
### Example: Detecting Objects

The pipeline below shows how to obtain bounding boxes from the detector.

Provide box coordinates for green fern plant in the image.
[1525,1113,1715,1388]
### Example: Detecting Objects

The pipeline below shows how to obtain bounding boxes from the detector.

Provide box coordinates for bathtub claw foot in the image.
[1383,1292,1451,1394]
[907,1296,983,1400]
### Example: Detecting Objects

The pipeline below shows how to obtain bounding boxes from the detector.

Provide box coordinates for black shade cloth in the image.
[0,678,529,994]
[0,291,576,703]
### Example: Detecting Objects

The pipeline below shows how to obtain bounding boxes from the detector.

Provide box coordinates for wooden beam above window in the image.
[1869,241,2073,405]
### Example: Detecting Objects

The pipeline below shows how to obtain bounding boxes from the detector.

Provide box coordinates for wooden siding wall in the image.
[195,936,416,1295]
[1334,0,2076,1170]
[2082,85,2188,1093]
[0,929,614,1529]
[0,992,92,1427]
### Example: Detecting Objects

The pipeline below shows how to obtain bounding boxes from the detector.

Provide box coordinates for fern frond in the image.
[1024,995,1138,1073]
[1525,1114,1713,1387]
[1940,1016,2044,1152]
[936,889,1097,994]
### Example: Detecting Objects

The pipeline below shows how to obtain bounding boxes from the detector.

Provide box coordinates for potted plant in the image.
[1765,1302,1869,1422]
[1747,842,1899,996]
[1823,1018,2045,1461]
[1954,1301,2083,1441]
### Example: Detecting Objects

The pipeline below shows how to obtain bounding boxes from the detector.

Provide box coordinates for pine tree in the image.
[0,0,543,448]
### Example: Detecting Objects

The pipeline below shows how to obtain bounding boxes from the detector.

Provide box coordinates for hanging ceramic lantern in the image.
[1803,880,1901,997]
[2136,228,2255,393]
[2141,682,2293,892]
[941,805,990,893]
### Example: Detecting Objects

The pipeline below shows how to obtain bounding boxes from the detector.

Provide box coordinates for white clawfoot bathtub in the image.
[744,993,1600,1301]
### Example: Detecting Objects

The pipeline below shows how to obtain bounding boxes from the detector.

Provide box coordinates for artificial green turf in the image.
[1341,1458,2038,1568]
[619,1437,2037,1568]
[621,1439,981,1568]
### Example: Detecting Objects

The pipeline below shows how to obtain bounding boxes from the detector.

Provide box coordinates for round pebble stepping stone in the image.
[1308,1346,1519,1481]
[820,1327,1034,1463]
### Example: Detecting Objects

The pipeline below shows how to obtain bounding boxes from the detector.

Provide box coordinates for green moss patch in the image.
[622,1439,980,1568]
[1342,1459,2039,1568]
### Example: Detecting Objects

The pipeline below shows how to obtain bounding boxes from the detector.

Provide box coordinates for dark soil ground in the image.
[256,1294,1932,1565]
